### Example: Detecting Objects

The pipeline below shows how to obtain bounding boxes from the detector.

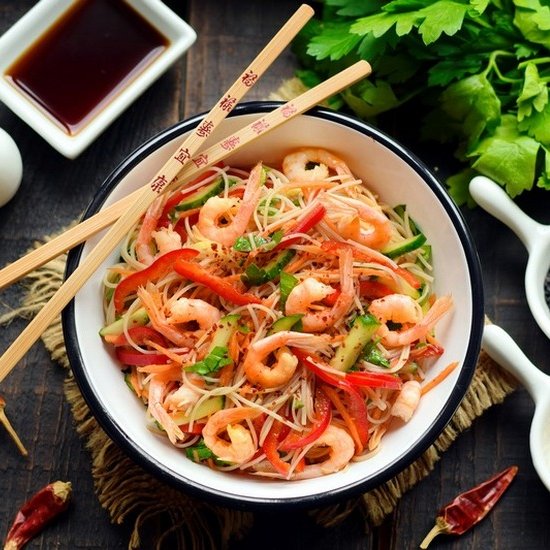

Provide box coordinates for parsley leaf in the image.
[439,74,501,148]
[468,115,539,197]
[185,440,214,462]
[537,146,550,190]
[233,230,283,253]
[186,346,232,376]
[292,0,550,201]
[517,62,548,121]
[307,22,362,61]
[518,103,550,146]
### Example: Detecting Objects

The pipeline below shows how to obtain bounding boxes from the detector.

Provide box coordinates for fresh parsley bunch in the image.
[292,0,550,204]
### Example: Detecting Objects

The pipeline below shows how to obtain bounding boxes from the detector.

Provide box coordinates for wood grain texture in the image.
[0,1,549,549]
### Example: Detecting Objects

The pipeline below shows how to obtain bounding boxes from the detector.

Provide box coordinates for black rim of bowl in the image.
[63,101,484,510]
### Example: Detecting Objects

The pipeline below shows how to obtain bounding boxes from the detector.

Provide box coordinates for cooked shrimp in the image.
[197,162,263,246]
[282,148,352,182]
[368,293,423,325]
[168,297,222,330]
[390,380,421,422]
[285,278,335,313]
[243,331,331,388]
[136,196,166,265]
[369,294,453,347]
[321,195,393,250]
[202,407,260,464]
[285,248,355,332]
[292,425,355,479]
[137,286,195,347]
[151,226,182,257]
[148,376,184,444]
[164,374,203,413]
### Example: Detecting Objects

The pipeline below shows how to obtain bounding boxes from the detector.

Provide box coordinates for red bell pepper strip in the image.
[410,342,444,360]
[178,422,205,435]
[280,387,331,451]
[262,420,291,476]
[358,280,395,299]
[112,327,171,366]
[115,348,169,366]
[274,203,326,251]
[173,260,262,306]
[292,349,369,447]
[346,371,403,390]
[113,248,199,313]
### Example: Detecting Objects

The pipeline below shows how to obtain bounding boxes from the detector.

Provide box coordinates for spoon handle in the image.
[469,176,544,253]
[482,324,550,403]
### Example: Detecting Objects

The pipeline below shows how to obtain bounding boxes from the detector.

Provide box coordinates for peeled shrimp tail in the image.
[378,295,453,348]
[148,377,184,444]
[136,195,167,265]
[391,380,421,422]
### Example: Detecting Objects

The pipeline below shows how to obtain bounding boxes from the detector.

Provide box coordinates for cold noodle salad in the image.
[100,148,453,480]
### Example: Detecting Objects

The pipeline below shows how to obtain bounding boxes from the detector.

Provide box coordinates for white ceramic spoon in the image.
[470,176,550,339]
[482,324,550,491]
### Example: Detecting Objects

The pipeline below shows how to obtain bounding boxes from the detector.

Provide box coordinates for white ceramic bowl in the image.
[63,103,484,509]
[0,0,196,159]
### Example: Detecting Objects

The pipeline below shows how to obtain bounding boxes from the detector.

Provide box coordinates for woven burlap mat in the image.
[1,226,518,549]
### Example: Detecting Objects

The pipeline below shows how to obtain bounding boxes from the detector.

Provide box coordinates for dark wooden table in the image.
[1,1,549,549]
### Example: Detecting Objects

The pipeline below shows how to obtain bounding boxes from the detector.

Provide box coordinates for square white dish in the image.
[0,0,196,159]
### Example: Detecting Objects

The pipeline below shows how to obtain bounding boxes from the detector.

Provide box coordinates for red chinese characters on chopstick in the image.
[3,481,72,550]
[420,465,518,548]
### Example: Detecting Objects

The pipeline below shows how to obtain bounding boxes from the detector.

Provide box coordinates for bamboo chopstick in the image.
[0,3,312,377]
[0,4,314,291]
[0,59,371,384]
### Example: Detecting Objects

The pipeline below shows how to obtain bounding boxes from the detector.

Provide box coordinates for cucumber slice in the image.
[174,176,235,213]
[171,396,224,425]
[330,314,380,372]
[241,249,296,286]
[268,314,303,334]
[99,307,149,337]
[395,275,421,300]
[209,314,241,350]
[382,233,427,259]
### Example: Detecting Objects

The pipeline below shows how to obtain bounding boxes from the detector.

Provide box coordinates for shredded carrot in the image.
[421,361,459,395]
[369,405,385,421]
[137,362,179,374]
[102,334,119,345]
[130,368,143,398]
[137,363,181,383]
[323,386,364,454]
[285,254,311,274]
[173,206,201,220]
[146,340,185,365]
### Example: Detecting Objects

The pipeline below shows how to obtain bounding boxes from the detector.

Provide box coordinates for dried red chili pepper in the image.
[420,465,518,548]
[4,480,72,550]
[0,395,27,457]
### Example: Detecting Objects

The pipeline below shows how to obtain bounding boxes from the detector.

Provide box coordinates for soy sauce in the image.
[5,0,169,135]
